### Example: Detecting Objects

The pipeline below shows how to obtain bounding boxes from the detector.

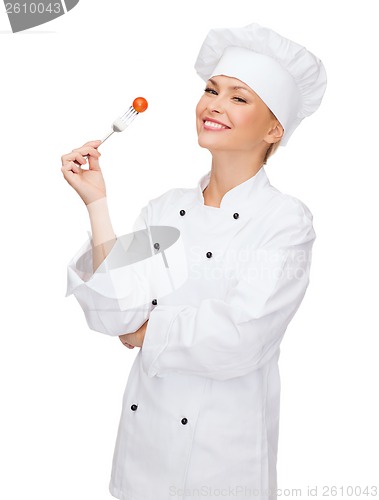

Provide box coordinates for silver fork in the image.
[74,102,144,166]
[101,105,140,144]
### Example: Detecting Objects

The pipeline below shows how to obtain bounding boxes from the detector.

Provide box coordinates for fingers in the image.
[81,140,102,148]
[119,337,135,349]
[62,147,100,164]
[71,145,101,156]
[61,141,102,168]
[61,154,95,183]
[62,152,89,166]
[61,159,83,179]
[61,141,107,206]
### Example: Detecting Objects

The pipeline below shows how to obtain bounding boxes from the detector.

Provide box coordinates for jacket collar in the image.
[196,166,270,209]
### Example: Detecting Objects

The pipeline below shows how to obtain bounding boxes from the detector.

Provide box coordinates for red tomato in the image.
[132,97,148,113]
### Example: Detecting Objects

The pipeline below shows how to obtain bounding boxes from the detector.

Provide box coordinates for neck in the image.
[203,150,264,208]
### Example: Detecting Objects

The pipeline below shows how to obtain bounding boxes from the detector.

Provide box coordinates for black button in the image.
[180,210,186,216]
[152,299,157,305]
[131,404,138,411]
[181,418,188,425]
[154,242,160,250]
[206,252,212,258]
[233,213,239,219]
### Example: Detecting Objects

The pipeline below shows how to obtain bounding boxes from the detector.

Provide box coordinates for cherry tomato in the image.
[132,97,148,113]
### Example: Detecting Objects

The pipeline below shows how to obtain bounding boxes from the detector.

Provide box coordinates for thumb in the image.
[87,149,102,171]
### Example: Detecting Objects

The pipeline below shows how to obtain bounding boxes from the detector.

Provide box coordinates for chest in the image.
[150,199,279,304]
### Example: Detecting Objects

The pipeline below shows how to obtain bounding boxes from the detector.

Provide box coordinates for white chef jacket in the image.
[66,166,316,500]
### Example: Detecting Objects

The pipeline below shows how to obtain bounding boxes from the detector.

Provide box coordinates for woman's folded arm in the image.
[141,201,316,380]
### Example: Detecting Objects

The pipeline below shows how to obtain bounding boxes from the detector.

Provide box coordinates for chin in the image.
[197,133,228,151]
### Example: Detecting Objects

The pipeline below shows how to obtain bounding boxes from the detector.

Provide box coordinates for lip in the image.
[202,117,231,131]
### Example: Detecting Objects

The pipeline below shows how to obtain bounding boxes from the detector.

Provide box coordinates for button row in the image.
[150,209,239,305]
[130,405,188,425]
[179,209,239,219]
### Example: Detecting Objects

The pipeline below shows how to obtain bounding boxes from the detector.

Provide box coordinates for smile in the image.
[203,120,230,130]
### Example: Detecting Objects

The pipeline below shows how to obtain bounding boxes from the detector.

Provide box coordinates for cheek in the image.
[231,114,257,140]
[195,98,206,132]
[235,106,271,135]
[195,97,205,117]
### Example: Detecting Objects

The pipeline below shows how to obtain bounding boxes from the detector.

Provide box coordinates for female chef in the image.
[61,23,326,500]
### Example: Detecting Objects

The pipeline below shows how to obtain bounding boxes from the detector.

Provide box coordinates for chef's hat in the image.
[194,23,327,146]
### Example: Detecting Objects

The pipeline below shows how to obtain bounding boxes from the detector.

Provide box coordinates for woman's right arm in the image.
[61,140,154,336]
[61,140,116,272]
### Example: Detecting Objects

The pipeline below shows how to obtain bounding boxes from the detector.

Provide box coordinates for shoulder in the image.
[146,186,195,222]
[149,186,193,208]
[261,173,314,222]
[131,187,190,231]
[262,186,316,247]
[279,192,314,223]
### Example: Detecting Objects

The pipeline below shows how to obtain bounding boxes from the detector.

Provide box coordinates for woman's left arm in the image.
[140,201,316,381]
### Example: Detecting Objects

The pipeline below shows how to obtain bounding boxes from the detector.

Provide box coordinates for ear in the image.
[265,121,284,144]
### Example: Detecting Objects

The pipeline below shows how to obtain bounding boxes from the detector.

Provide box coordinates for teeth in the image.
[204,120,227,129]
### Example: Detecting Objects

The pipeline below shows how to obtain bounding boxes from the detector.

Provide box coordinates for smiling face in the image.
[196,75,283,155]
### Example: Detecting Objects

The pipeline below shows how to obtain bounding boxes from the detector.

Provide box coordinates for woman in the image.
[61,23,326,500]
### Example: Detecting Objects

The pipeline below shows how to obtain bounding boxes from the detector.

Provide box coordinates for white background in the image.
[1,0,378,498]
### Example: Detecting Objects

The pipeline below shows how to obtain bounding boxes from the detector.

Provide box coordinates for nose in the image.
[207,94,225,114]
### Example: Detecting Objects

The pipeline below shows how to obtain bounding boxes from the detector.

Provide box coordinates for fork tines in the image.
[121,106,138,124]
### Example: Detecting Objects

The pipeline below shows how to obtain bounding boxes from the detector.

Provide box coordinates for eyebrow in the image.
[208,78,253,94]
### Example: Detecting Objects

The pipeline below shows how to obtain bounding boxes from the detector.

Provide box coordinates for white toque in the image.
[195,23,327,146]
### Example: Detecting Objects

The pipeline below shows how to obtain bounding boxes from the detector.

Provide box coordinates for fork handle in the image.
[74,130,113,165]
[101,130,114,143]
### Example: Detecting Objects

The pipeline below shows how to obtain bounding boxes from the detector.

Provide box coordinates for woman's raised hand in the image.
[61,140,106,206]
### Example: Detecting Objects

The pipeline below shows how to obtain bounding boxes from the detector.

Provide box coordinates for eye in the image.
[232,96,247,103]
[204,87,218,95]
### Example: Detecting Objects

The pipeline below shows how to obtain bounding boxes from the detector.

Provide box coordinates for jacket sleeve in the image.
[65,205,154,336]
[141,200,316,380]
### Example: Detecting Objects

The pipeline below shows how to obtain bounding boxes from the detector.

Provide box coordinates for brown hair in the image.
[263,139,281,165]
